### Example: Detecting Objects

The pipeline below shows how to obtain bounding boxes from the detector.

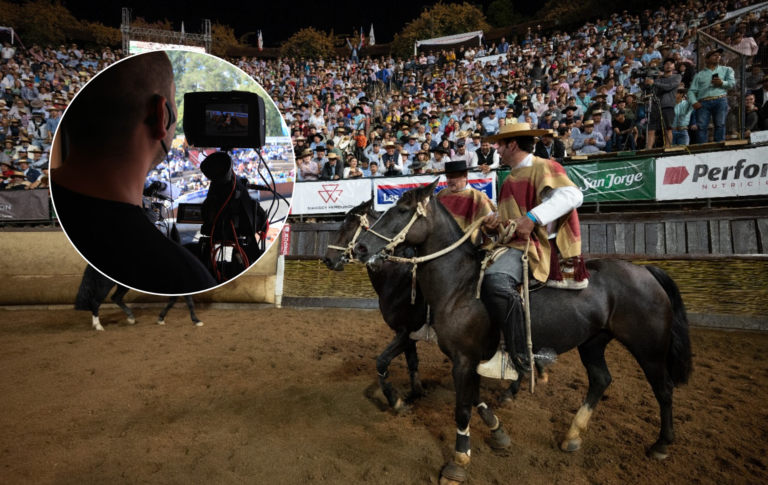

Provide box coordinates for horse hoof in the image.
[393,397,410,413]
[440,461,467,483]
[537,373,549,384]
[561,437,582,452]
[157,320,165,326]
[127,317,136,325]
[647,447,668,461]
[489,428,511,450]
[194,321,204,327]
[93,325,105,332]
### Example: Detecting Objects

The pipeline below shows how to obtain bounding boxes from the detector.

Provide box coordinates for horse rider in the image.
[479,122,586,377]
[411,160,496,342]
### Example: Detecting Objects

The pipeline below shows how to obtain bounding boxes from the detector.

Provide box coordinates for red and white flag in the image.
[360,27,365,46]
[258,31,263,51]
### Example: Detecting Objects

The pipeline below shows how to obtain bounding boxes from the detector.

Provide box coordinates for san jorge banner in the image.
[565,158,656,202]
[374,172,496,211]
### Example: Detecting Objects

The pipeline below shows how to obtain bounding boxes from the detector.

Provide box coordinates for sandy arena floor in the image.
[1,306,766,485]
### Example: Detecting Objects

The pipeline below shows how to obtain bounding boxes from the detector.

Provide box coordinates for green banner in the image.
[565,158,656,202]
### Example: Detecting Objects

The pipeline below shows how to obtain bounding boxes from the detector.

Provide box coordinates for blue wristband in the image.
[526,211,538,224]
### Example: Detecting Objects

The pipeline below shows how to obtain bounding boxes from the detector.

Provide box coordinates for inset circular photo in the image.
[50,49,293,295]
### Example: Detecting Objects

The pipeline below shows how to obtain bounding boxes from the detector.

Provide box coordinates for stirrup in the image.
[476,349,519,381]
[409,324,438,344]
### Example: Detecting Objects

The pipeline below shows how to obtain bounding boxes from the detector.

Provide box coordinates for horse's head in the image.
[323,199,378,271]
[355,179,439,271]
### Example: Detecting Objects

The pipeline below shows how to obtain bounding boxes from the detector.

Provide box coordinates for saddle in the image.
[546,254,589,291]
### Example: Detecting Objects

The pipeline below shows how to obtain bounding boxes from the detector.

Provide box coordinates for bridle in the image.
[363,196,487,304]
[326,212,371,263]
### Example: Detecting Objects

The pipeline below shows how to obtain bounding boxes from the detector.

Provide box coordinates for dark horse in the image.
[322,200,546,410]
[323,199,429,410]
[76,265,202,331]
[354,181,692,484]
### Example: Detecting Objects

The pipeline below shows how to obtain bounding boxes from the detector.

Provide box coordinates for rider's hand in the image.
[483,213,501,232]
[513,216,535,239]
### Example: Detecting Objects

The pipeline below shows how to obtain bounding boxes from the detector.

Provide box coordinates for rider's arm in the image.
[528,186,583,226]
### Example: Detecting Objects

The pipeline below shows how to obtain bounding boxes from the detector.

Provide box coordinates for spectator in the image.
[688,49,735,144]
[533,130,566,161]
[574,120,606,154]
[320,152,341,180]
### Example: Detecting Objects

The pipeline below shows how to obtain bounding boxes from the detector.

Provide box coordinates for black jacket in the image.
[533,139,566,161]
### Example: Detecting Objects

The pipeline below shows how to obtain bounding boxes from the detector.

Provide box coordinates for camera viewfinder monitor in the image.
[184,91,266,149]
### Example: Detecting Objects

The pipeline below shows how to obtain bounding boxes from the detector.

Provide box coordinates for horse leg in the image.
[439,360,476,485]
[375,329,415,411]
[157,297,178,325]
[403,340,424,401]
[561,332,613,452]
[500,374,524,403]
[183,296,203,327]
[90,282,115,332]
[473,379,511,450]
[110,285,135,324]
[536,360,549,384]
[622,339,676,460]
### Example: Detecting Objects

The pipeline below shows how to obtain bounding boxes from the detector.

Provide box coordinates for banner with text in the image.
[292,179,372,214]
[0,189,49,221]
[374,172,496,211]
[566,158,655,202]
[656,146,768,200]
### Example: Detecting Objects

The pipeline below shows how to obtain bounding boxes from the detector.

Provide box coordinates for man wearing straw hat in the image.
[477,122,586,377]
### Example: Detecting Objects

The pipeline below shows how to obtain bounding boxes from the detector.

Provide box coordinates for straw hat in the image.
[484,123,549,144]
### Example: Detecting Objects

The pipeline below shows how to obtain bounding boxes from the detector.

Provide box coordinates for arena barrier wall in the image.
[281,207,768,331]
[0,229,277,306]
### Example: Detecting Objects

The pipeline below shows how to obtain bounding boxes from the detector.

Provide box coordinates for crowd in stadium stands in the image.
[0,41,123,189]
[242,0,768,180]
[2,0,766,190]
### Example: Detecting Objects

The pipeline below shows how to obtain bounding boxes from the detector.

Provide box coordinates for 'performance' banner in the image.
[656,146,768,200]
[0,189,49,220]
[566,158,655,202]
[292,179,373,214]
[374,172,496,211]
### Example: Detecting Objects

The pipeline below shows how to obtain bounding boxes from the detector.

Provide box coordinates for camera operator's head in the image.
[53,51,176,205]
[663,58,676,74]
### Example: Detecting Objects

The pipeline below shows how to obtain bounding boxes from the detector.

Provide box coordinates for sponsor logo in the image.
[318,184,343,203]
[663,166,689,185]
[691,159,768,182]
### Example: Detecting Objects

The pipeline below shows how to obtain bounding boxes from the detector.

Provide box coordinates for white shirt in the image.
[451,149,478,168]
[514,153,583,238]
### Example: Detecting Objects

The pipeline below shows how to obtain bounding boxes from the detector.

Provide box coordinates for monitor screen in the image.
[205,103,249,137]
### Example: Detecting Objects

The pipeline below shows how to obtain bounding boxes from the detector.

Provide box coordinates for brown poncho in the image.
[497,156,583,283]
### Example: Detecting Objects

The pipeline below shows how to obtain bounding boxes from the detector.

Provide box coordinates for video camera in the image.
[631,66,661,96]
[179,91,268,282]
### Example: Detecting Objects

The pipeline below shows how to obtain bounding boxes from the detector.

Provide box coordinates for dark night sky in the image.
[62,0,543,48]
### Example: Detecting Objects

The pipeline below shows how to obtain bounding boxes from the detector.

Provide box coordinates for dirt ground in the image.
[1,306,766,485]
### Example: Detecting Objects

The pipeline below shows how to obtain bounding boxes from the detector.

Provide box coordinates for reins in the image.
[365,198,487,304]
[327,213,371,262]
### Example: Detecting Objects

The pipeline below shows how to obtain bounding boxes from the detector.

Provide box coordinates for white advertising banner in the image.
[656,146,768,200]
[373,172,497,211]
[292,179,372,214]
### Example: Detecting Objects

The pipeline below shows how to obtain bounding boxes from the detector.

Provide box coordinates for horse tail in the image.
[75,265,100,311]
[645,265,692,387]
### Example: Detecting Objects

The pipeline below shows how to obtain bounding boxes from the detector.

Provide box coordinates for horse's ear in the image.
[421,178,440,202]
[362,198,374,211]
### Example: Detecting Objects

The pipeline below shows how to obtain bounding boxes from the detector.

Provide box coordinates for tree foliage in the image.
[7,0,79,46]
[211,22,243,58]
[486,0,518,29]
[166,50,284,138]
[538,0,660,25]
[391,2,491,58]
[279,27,337,59]
[81,21,121,46]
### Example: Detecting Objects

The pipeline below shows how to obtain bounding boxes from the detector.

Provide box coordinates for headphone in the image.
[147,94,177,155]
